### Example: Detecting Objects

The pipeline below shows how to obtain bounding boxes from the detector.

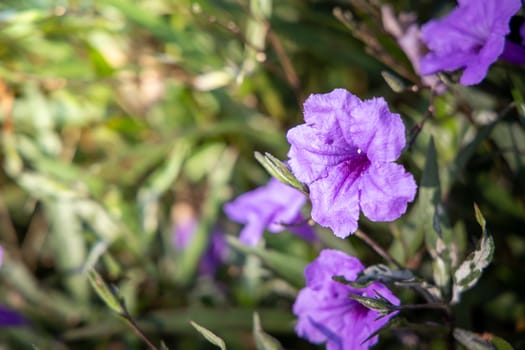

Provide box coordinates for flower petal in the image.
[303,89,360,127]
[359,162,417,222]
[461,33,505,85]
[309,162,362,238]
[344,97,406,162]
[287,119,354,184]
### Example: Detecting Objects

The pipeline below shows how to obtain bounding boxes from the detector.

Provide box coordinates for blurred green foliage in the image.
[0,0,524,349]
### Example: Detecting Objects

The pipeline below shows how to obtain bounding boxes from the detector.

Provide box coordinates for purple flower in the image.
[224,178,315,246]
[293,249,399,350]
[381,5,446,93]
[419,0,522,85]
[172,203,228,275]
[287,89,416,238]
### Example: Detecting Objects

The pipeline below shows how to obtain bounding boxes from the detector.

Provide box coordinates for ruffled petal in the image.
[303,89,360,127]
[287,120,353,184]
[309,162,363,238]
[359,162,417,222]
[344,97,406,162]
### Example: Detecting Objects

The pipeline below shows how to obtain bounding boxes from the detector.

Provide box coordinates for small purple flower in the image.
[419,0,522,85]
[293,249,399,350]
[172,203,228,275]
[287,89,416,238]
[224,178,315,246]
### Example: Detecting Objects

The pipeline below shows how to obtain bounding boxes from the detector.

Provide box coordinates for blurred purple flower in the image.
[501,16,525,64]
[287,89,416,238]
[420,0,522,85]
[0,245,28,327]
[381,5,446,93]
[293,249,399,350]
[172,203,228,275]
[223,178,315,246]
[0,305,27,327]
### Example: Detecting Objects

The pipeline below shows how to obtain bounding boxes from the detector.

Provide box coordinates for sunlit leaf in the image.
[190,321,227,350]
[253,312,284,350]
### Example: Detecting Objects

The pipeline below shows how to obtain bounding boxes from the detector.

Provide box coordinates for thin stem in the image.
[396,303,451,314]
[122,313,160,350]
[355,229,403,269]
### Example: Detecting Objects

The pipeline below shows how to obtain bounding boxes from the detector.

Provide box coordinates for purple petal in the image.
[419,0,521,85]
[287,119,351,184]
[309,161,363,238]
[344,97,406,163]
[224,178,310,246]
[359,162,417,222]
[461,33,506,85]
[303,89,360,127]
[293,250,399,350]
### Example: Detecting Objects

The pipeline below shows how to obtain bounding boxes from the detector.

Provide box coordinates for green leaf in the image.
[253,312,284,350]
[227,236,307,288]
[421,138,455,297]
[381,71,406,93]
[451,204,495,303]
[346,292,395,314]
[336,264,415,288]
[190,321,227,350]
[46,198,88,302]
[254,151,308,195]
[87,269,125,315]
[334,264,441,301]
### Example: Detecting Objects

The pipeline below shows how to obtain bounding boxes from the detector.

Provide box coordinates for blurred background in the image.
[0,0,524,349]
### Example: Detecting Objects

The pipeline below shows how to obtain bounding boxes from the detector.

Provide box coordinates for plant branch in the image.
[355,229,403,269]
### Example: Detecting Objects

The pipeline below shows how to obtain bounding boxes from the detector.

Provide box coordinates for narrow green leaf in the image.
[336,264,415,288]
[421,138,455,296]
[254,151,308,194]
[381,71,406,93]
[190,321,227,350]
[451,205,495,303]
[253,312,284,350]
[46,198,88,302]
[346,292,395,314]
[87,269,124,315]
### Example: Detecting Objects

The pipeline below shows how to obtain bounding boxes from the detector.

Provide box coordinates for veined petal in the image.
[287,121,353,184]
[345,98,406,162]
[359,162,417,222]
[309,162,362,238]
[303,89,361,127]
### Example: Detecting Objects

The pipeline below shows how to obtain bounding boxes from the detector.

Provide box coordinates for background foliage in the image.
[0,0,524,349]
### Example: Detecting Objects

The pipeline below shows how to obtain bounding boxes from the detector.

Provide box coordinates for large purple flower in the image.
[293,249,399,350]
[287,89,416,238]
[419,0,522,85]
[224,178,315,246]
